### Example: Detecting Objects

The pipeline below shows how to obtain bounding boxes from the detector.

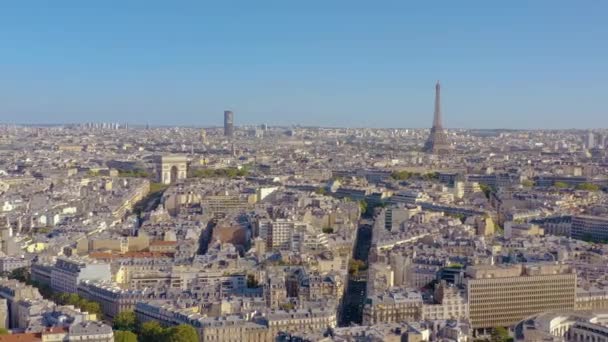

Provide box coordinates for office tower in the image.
[224,110,234,137]
[586,131,595,149]
[571,215,608,241]
[423,81,451,154]
[466,263,576,330]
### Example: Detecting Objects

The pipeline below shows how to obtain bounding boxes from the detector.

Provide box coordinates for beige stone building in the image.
[466,263,576,330]
[362,290,423,325]
[135,301,336,342]
[422,281,468,321]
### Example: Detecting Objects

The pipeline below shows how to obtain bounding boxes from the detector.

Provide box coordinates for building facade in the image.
[466,263,576,330]
[224,110,234,137]
[50,258,112,294]
[571,215,608,241]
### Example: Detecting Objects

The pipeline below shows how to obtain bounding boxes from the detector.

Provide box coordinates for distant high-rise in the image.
[200,128,207,143]
[423,81,451,154]
[224,110,234,137]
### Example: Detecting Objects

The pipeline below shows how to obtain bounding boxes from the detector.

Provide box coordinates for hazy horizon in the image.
[4,122,606,132]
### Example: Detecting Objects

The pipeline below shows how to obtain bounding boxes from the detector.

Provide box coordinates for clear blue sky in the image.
[1,1,606,129]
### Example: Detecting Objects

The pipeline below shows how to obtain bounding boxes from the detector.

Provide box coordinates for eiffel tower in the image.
[424,81,451,154]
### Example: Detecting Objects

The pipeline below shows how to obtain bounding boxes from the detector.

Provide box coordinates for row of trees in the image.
[113,311,198,342]
[118,169,150,178]
[575,182,600,191]
[554,181,601,191]
[191,167,249,179]
[52,292,102,315]
[390,171,439,181]
[522,180,602,191]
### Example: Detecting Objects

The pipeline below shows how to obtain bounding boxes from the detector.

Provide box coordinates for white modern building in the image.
[50,258,112,294]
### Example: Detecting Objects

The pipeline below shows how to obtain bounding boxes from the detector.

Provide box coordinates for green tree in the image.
[165,324,198,342]
[314,187,327,195]
[82,300,102,315]
[479,184,494,199]
[554,181,569,189]
[225,168,238,178]
[358,200,368,215]
[57,293,71,305]
[390,170,412,181]
[66,293,80,306]
[114,330,138,342]
[322,227,334,234]
[491,327,510,342]
[139,321,167,342]
[576,183,600,191]
[236,166,249,177]
[521,179,534,187]
[114,311,137,331]
[9,267,29,283]
[279,302,295,311]
[349,259,367,276]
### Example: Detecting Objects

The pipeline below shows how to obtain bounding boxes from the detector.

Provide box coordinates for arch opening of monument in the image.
[170,165,178,184]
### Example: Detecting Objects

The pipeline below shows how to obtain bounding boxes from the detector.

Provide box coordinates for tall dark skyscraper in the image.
[423,81,451,154]
[224,110,234,137]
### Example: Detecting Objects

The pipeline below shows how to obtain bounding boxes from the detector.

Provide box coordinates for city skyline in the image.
[1,1,607,129]
[3,3,608,341]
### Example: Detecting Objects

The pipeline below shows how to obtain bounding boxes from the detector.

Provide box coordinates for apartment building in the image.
[362,289,423,325]
[50,258,112,294]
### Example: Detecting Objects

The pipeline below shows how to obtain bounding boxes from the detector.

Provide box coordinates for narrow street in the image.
[339,220,372,326]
